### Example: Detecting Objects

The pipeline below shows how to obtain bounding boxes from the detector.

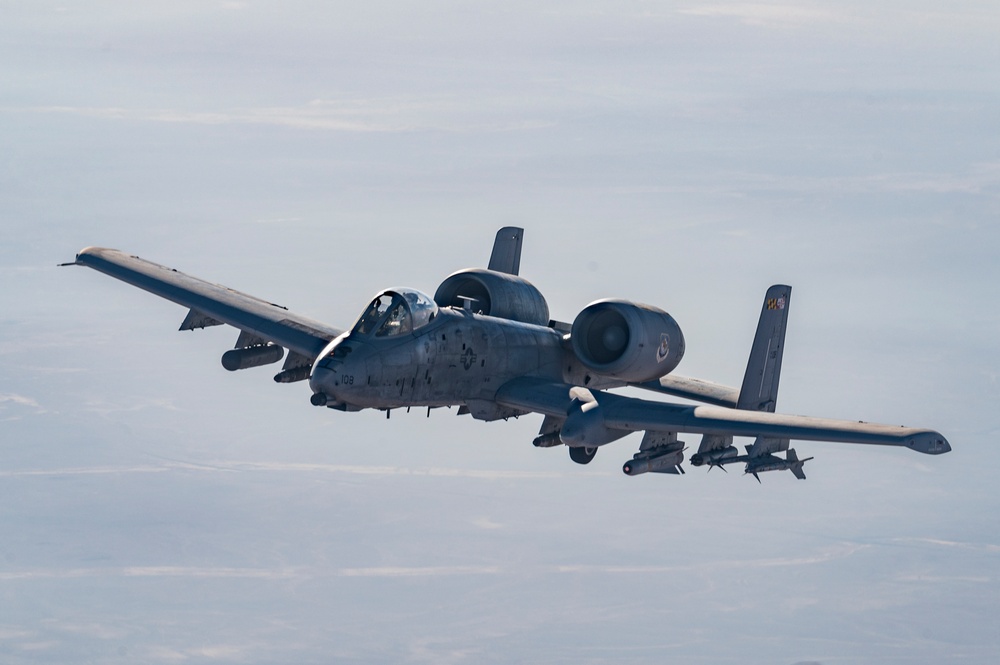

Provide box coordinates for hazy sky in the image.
[2,2,999,663]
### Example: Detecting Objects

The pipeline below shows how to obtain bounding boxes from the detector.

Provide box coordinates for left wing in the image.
[496,378,951,455]
[66,247,342,372]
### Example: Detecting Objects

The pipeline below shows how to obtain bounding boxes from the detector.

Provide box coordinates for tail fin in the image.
[737,285,791,412]
[488,227,524,275]
[786,448,813,480]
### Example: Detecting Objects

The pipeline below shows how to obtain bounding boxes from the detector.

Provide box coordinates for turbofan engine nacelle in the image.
[570,299,685,382]
[434,268,549,326]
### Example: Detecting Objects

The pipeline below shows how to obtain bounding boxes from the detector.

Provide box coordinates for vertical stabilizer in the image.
[737,285,791,412]
[488,227,524,275]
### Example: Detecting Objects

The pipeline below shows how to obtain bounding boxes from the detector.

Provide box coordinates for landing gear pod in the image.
[569,446,598,465]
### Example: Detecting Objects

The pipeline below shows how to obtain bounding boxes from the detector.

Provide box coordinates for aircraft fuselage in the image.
[311,307,579,414]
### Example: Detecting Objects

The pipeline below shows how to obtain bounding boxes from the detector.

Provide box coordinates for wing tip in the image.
[906,431,951,455]
[75,246,120,264]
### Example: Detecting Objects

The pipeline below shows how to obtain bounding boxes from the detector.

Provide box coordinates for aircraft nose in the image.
[309,363,338,402]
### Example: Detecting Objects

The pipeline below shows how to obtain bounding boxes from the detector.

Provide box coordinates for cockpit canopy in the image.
[352,288,438,338]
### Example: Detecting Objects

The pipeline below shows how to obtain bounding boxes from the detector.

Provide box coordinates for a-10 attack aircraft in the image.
[65,227,950,481]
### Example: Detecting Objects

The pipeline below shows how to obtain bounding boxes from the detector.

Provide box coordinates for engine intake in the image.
[571,299,684,382]
[434,268,549,326]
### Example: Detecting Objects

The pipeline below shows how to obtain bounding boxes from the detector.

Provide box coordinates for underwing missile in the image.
[744,449,813,482]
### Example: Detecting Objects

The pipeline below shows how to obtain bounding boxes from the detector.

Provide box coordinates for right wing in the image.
[68,247,342,361]
[496,378,951,455]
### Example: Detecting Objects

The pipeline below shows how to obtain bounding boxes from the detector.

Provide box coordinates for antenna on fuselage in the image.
[456,296,480,313]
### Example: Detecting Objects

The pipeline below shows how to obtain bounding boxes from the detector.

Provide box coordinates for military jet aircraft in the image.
[64,227,950,480]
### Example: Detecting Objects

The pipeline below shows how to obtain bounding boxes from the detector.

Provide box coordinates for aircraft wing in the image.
[68,247,342,360]
[495,378,950,454]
